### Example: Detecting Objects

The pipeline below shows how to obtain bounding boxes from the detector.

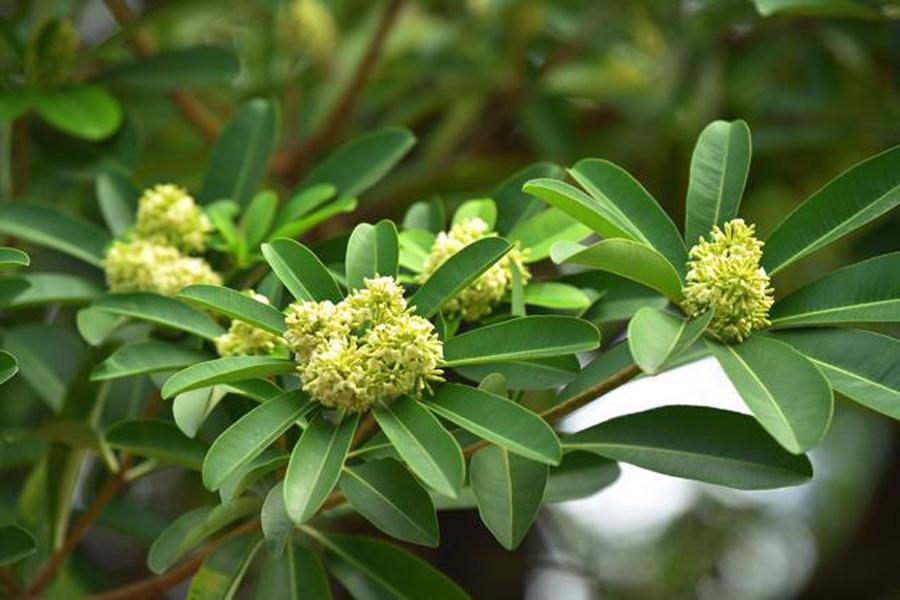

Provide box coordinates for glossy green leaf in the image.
[442,316,600,366]
[0,273,101,307]
[429,384,561,465]
[268,195,357,240]
[91,341,211,381]
[0,524,36,566]
[709,336,833,453]
[520,282,592,310]
[507,208,592,263]
[96,171,138,235]
[0,350,17,385]
[495,162,563,235]
[180,285,286,334]
[0,247,29,267]
[302,127,415,197]
[398,228,435,273]
[470,446,547,549]
[453,355,580,390]
[684,120,752,245]
[257,540,332,600]
[564,405,813,489]
[0,202,110,267]
[105,419,208,470]
[276,183,337,225]
[627,308,712,374]
[199,98,277,206]
[410,237,510,318]
[262,238,343,302]
[163,356,295,398]
[340,458,439,547]
[284,412,358,524]
[174,386,227,439]
[551,239,684,302]
[202,391,310,490]
[770,329,900,419]
[92,293,225,340]
[345,220,399,291]
[33,85,122,140]
[523,178,633,240]
[241,190,278,250]
[187,532,262,600]
[452,198,496,229]
[373,397,464,498]
[403,198,445,233]
[98,46,239,90]
[763,144,900,274]
[770,252,900,327]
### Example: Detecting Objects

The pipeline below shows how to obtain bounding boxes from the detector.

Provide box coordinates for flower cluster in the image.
[104,184,219,296]
[284,277,444,412]
[420,217,530,321]
[215,291,284,357]
[682,219,774,343]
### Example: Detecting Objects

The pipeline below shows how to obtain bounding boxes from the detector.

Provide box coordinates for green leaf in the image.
[403,198,445,233]
[308,531,468,600]
[91,341,211,381]
[276,183,337,224]
[769,329,900,420]
[763,144,900,274]
[268,195,357,240]
[77,307,125,345]
[0,524,36,566]
[303,127,416,197]
[429,384,561,465]
[187,532,262,600]
[521,282,591,310]
[551,239,684,302]
[4,323,84,411]
[219,448,286,505]
[0,350,17,385]
[570,271,668,323]
[569,159,687,278]
[564,405,813,489]
[770,252,900,327]
[199,98,278,206]
[202,391,310,490]
[627,308,712,374]
[544,452,620,503]
[33,85,122,140]
[0,273,101,307]
[452,198,496,229]
[470,446,547,550]
[261,481,293,556]
[92,293,225,340]
[399,228,435,273]
[96,171,138,236]
[709,336,833,453]
[105,419,208,470]
[262,238,343,302]
[753,0,884,18]
[453,355,580,390]
[373,397,465,498]
[284,412,358,524]
[173,387,227,439]
[0,202,110,267]
[523,178,633,241]
[442,315,600,366]
[241,189,278,250]
[0,90,32,122]
[340,458,439,547]
[345,220,399,291]
[684,120,752,246]
[0,247,29,267]
[162,356,295,398]
[507,208,592,263]
[510,260,525,317]
[558,341,634,403]
[495,162,563,235]
[179,285,286,334]
[409,237,511,318]
[257,540,332,600]
[98,46,239,90]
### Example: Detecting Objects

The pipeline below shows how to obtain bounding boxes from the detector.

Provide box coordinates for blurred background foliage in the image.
[2,0,900,598]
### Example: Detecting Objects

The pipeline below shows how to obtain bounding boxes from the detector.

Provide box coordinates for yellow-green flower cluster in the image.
[284,277,444,412]
[215,291,284,357]
[104,184,220,296]
[420,217,530,321]
[683,219,775,343]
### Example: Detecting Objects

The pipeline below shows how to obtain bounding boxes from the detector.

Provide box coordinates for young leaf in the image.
[523,178,633,240]
[33,85,122,140]
[162,356,296,398]
[0,203,111,267]
[409,237,511,318]
[97,46,239,90]
[240,189,278,250]
[769,329,900,420]
[92,293,225,340]
[373,397,465,498]
[179,284,286,334]
[105,419,208,470]
[709,336,833,454]
[763,144,900,274]
[0,350,17,385]
[96,171,138,236]
[91,341,211,381]
[345,220,399,291]
[452,198,497,229]
[284,412,359,524]
[494,162,563,235]
[563,405,813,489]
[627,307,712,374]
[520,282,592,310]
[769,252,900,327]
[684,120,752,245]
[507,208,592,263]
[257,540,332,600]
[442,315,600,366]
[428,384,561,465]
[262,238,343,302]
[0,524,36,566]
[470,446,548,550]
[187,532,262,600]
[0,247,29,268]
[202,390,310,490]
[0,273,101,307]
[551,239,684,302]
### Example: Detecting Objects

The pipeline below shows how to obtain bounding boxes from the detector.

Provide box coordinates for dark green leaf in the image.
[162,356,295,398]
[627,308,712,374]
[0,202,110,267]
[173,386,227,439]
[544,452,620,503]
[276,183,336,225]
[0,524,36,566]
[262,238,343,302]
[345,220,399,291]
[453,355,579,390]
[179,285,286,334]
[105,419,208,470]
[257,540,332,600]
[92,341,211,381]
[96,171,138,235]
[92,293,225,340]
[33,85,122,140]
[0,273,101,307]
[187,532,263,600]
[558,341,634,403]
[241,190,278,250]
[0,350,17,385]
[261,481,293,556]
[495,162,563,235]
[0,247,29,267]
[98,46,239,90]
[403,198,445,233]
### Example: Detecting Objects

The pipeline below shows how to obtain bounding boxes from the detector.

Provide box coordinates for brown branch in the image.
[102,0,220,142]
[350,414,378,450]
[0,567,19,595]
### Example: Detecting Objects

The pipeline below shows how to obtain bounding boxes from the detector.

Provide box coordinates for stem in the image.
[350,413,378,450]
[0,567,19,595]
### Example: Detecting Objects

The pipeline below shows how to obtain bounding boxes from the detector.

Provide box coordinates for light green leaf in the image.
[0,350,17,385]
[77,307,125,346]
[442,315,600,366]
[0,524,36,566]
[187,532,263,600]
[453,355,580,390]
[770,252,900,327]
[268,195,357,240]
[276,183,336,225]
[373,397,464,498]
[257,540,332,600]
[261,481,293,556]
[284,412,358,524]
[98,46,239,90]
[346,220,399,291]
[0,202,110,267]
[763,144,900,274]
[399,228,435,273]
[470,446,547,549]
[33,85,122,140]
[564,405,813,489]
[96,171,138,236]
[174,386,227,439]
[495,162,564,235]
[523,178,633,240]
[520,282,591,310]
[403,198,445,233]
[105,419,208,470]
[0,273,101,307]
[753,0,884,18]
[91,341,211,381]
[507,208,592,263]
[163,356,295,398]
[452,198,496,229]
[92,293,225,340]
[684,120,752,246]
[627,308,712,374]
[262,238,343,302]
[219,447,286,506]
[0,89,32,122]
[0,247,29,267]
[510,260,525,317]
[709,336,833,453]
[179,285,286,334]
[241,189,278,250]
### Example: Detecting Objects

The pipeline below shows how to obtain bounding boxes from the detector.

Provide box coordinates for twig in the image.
[350,414,378,450]
[102,0,220,142]
[0,567,19,595]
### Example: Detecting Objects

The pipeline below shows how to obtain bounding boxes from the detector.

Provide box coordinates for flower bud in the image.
[104,239,221,297]
[216,291,284,357]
